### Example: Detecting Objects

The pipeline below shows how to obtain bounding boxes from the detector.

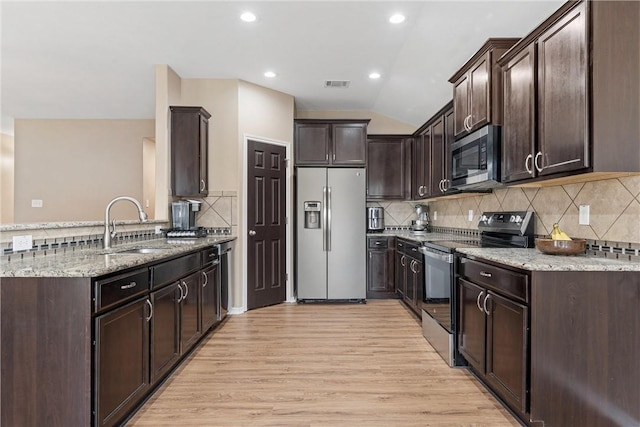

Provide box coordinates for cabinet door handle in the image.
[466,114,473,131]
[438,179,443,192]
[182,281,189,300]
[480,271,492,278]
[534,151,544,173]
[249,230,256,236]
[444,179,450,191]
[483,294,491,316]
[200,179,206,192]
[120,281,137,290]
[177,283,184,303]
[202,271,208,288]
[332,153,336,161]
[525,154,533,175]
[476,291,485,312]
[145,299,153,322]
[401,255,406,267]
[325,154,329,161]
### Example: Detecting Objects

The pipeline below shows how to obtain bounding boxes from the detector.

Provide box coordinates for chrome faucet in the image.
[103,196,148,249]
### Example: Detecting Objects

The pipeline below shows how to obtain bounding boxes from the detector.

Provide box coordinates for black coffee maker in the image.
[171,200,201,230]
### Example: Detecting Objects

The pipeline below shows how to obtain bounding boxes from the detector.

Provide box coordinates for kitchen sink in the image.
[111,248,167,255]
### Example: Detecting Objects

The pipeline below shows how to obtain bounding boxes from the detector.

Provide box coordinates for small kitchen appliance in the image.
[367,206,385,232]
[171,199,202,230]
[410,204,430,232]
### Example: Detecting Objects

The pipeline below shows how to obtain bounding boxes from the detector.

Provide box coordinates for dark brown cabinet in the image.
[170,106,210,196]
[449,39,519,139]
[458,257,529,418]
[500,0,640,184]
[294,119,368,166]
[180,270,202,352]
[367,135,412,200]
[412,102,454,199]
[150,283,180,383]
[395,238,422,316]
[501,3,588,183]
[95,297,150,427]
[366,236,396,299]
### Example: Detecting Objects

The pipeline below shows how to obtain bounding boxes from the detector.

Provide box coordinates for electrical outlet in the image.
[433,211,437,221]
[31,199,43,208]
[13,235,33,251]
[468,210,474,221]
[579,205,590,225]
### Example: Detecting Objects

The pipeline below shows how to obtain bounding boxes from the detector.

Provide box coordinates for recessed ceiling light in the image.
[389,14,405,24]
[240,12,257,22]
[369,72,381,79]
[264,71,276,78]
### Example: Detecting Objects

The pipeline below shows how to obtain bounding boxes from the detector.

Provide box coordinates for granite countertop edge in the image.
[1,236,237,278]
[456,248,640,272]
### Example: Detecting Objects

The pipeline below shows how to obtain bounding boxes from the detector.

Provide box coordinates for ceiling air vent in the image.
[324,80,350,88]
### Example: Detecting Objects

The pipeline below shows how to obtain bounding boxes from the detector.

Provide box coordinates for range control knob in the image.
[480,215,489,223]
[510,215,516,223]
[515,215,523,223]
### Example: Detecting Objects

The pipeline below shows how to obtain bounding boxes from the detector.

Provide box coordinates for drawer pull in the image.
[375,242,381,245]
[480,271,492,278]
[120,282,137,290]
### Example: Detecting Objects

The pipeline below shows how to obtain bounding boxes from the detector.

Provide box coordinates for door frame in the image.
[238,134,294,314]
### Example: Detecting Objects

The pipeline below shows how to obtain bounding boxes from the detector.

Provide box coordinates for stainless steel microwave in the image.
[450,125,501,190]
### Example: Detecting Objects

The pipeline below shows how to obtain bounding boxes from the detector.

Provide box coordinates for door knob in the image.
[249,230,256,236]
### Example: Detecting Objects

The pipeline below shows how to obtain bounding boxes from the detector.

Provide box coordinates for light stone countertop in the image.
[456,247,640,272]
[0,236,236,278]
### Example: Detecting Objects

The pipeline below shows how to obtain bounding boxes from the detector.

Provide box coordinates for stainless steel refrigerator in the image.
[296,168,366,301]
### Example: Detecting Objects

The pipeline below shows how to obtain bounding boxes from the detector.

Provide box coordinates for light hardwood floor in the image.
[127,300,521,427]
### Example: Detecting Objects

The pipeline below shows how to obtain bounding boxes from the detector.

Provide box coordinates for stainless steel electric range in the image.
[419,211,535,366]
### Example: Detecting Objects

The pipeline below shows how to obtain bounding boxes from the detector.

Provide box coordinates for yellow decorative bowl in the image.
[535,238,587,256]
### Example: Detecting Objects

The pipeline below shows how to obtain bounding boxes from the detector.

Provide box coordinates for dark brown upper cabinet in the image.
[499,0,640,185]
[294,119,369,166]
[412,101,454,199]
[366,135,412,200]
[449,38,520,140]
[170,106,210,197]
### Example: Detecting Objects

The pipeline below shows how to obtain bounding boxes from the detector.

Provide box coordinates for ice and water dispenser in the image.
[303,201,321,229]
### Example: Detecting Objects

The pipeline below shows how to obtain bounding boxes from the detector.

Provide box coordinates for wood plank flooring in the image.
[127,300,521,427]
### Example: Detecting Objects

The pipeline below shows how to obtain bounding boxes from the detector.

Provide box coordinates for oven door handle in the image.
[419,247,453,264]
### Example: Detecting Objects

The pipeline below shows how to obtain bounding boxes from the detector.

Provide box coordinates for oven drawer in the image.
[459,257,528,303]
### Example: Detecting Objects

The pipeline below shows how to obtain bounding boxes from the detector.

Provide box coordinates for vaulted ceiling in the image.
[1,1,564,134]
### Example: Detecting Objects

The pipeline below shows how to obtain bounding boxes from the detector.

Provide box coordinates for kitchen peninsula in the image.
[1,233,236,427]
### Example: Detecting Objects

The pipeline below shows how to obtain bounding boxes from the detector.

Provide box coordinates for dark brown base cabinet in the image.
[0,244,229,427]
[395,238,423,316]
[95,298,150,427]
[366,236,396,299]
[458,257,529,419]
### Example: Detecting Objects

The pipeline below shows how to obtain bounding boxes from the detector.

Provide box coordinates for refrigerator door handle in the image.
[322,186,328,252]
[327,186,332,251]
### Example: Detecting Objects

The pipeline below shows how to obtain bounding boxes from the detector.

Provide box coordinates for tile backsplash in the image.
[368,176,640,244]
[195,191,238,236]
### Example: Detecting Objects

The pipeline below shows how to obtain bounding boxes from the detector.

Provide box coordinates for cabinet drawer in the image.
[151,252,201,289]
[459,258,528,303]
[201,247,218,266]
[368,237,389,249]
[95,268,149,312]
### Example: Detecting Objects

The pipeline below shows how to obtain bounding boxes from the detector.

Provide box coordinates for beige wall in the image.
[295,109,416,134]
[1,132,15,223]
[142,137,156,219]
[14,119,154,223]
[154,64,182,220]
[180,79,240,192]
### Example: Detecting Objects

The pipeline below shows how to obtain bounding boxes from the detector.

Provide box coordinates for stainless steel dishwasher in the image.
[216,239,235,319]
